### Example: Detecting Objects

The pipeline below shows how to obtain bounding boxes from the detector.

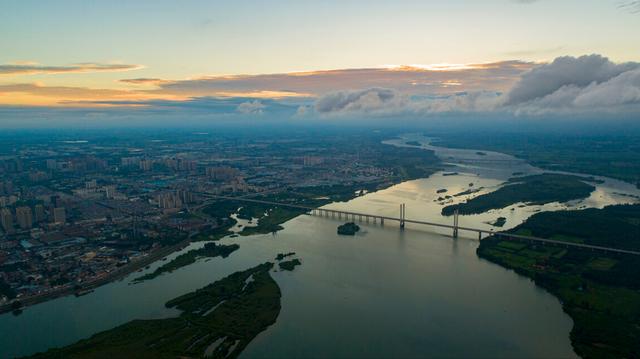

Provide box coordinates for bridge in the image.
[196,193,640,256]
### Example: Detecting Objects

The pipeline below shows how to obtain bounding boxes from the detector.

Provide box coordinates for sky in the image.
[1,0,639,125]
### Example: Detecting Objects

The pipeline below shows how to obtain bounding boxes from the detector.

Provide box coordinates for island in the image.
[29,263,281,359]
[405,140,422,146]
[279,259,302,271]
[490,217,507,227]
[477,204,640,358]
[436,188,448,193]
[442,173,596,216]
[275,252,296,261]
[337,222,360,236]
[476,151,487,156]
[133,242,240,282]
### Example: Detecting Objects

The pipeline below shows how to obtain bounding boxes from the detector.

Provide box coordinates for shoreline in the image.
[0,237,192,315]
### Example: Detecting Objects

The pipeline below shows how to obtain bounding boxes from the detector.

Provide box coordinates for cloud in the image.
[618,1,640,14]
[502,55,640,114]
[312,55,640,117]
[313,88,502,116]
[0,62,142,76]
[236,100,266,114]
[504,55,639,106]
[119,78,167,85]
[143,61,533,98]
[315,88,402,114]
[2,54,638,119]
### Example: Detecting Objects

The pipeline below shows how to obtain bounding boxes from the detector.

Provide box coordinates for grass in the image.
[30,263,281,359]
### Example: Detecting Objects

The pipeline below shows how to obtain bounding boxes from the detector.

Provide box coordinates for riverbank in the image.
[477,204,640,358]
[0,236,193,315]
[28,262,282,358]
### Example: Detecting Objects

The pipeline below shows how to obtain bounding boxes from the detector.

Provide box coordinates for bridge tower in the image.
[452,209,459,238]
[400,203,406,230]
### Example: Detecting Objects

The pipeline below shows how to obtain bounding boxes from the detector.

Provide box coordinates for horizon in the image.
[1,0,640,127]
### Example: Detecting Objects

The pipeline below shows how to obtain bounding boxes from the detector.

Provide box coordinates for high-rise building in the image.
[34,204,46,223]
[0,208,13,233]
[46,159,58,170]
[85,179,97,189]
[16,206,33,230]
[53,207,66,224]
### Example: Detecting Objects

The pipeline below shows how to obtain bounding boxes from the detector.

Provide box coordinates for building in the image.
[16,206,33,230]
[156,192,183,210]
[34,204,46,223]
[121,157,141,167]
[52,207,66,224]
[0,208,13,233]
[85,179,97,189]
[46,159,58,170]
[139,159,153,171]
[206,166,240,181]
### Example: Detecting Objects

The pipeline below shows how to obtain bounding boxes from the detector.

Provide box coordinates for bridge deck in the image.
[197,193,640,256]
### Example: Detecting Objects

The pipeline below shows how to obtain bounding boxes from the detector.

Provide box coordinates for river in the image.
[1,134,638,358]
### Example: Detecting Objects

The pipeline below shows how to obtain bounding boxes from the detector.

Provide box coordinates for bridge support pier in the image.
[400,203,406,230]
[380,218,384,226]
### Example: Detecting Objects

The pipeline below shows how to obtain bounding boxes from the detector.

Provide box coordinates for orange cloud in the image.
[0,62,143,76]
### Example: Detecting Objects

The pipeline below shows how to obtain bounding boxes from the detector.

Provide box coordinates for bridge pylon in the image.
[400,203,406,230]
[453,209,459,238]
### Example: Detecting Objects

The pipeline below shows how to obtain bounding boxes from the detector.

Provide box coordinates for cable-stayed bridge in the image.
[196,193,640,256]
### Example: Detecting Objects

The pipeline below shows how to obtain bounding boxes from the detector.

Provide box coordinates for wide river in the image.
[1,134,638,358]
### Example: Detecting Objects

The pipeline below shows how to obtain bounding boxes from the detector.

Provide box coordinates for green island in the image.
[453,188,482,197]
[337,222,360,236]
[442,173,595,216]
[478,204,640,358]
[278,259,302,271]
[30,263,280,359]
[275,252,296,261]
[133,242,240,282]
[490,216,507,227]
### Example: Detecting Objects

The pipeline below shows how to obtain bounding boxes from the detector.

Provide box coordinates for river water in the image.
[1,134,638,358]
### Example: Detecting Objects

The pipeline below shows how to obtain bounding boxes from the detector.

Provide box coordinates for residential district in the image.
[0,131,418,308]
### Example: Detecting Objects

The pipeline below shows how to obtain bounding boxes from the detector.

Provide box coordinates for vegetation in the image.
[134,242,240,282]
[275,252,295,261]
[239,207,304,236]
[477,204,640,358]
[278,259,301,271]
[405,140,422,146]
[337,222,360,236]
[491,217,507,227]
[442,173,595,215]
[0,279,16,299]
[30,263,280,359]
